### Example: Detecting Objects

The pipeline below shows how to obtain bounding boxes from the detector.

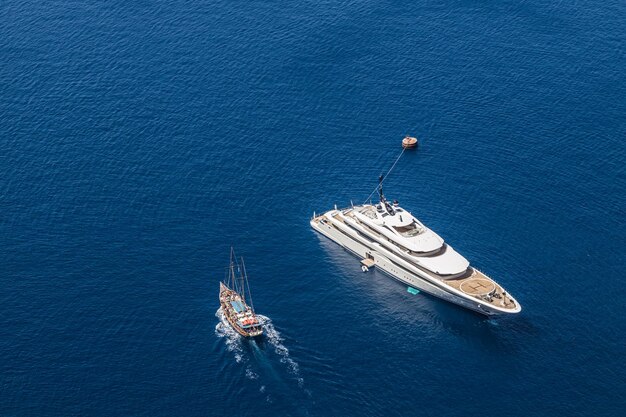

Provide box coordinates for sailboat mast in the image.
[238,258,246,304]
[241,257,255,313]
[230,262,236,291]
[228,247,238,291]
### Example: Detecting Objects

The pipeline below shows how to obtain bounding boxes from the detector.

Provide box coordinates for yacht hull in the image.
[311,214,515,316]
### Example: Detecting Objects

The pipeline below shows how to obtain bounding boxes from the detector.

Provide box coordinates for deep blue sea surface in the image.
[2,1,625,416]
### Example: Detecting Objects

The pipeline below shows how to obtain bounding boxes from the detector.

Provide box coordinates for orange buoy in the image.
[402,136,418,149]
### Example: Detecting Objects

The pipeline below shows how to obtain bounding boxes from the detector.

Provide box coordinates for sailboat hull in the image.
[219,283,264,338]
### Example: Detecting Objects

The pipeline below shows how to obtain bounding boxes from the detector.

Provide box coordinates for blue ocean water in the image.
[1,0,625,415]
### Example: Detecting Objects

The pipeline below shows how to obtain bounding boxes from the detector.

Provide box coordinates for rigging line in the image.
[363,146,407,204]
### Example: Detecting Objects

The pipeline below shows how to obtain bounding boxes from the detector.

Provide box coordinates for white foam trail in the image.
[216,309,305,388]
[216,308,262,380]
[215,308,245,363]
[257,315,304,386]
[246,368,259,380]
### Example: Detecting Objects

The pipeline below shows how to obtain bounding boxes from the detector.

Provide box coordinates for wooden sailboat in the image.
[219,249,263,338]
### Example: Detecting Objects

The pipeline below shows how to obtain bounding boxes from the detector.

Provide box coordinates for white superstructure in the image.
[310,180,521,316]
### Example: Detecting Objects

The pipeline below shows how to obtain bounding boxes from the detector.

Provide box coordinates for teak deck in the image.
[443,269,516,309]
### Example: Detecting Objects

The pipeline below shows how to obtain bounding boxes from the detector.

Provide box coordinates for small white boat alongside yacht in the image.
[310,177,521,316]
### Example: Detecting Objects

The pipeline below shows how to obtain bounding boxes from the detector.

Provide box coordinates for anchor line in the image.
[363,146,407,204]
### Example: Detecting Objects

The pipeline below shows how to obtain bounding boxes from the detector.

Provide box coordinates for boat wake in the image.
[215,308,258,379]
[215,308,312,411]
[256,314,304,387]
[214,309,304,387]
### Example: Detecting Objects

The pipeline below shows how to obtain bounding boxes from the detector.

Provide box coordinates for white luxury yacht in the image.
[310,177,521,316]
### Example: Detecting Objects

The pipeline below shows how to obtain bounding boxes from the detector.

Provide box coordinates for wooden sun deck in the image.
[331,212,345,222]
[443,269,517,310]
[361,258,376,268]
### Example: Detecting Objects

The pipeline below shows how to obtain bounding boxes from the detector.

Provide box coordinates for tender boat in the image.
[402,136,418,149]
[310,176,521,316]
[219,249,263,337]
